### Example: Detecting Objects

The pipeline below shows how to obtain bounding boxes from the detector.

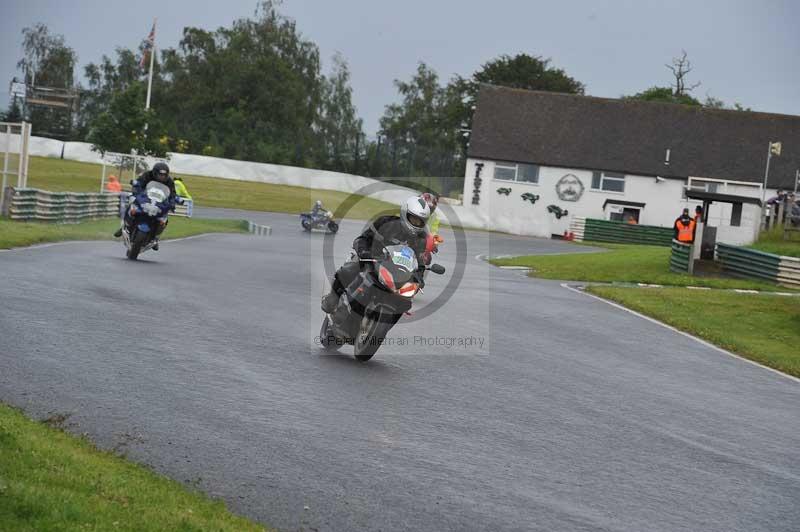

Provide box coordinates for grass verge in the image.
[747,226,800,258]
[0,217,248,250]
[0,403,266,531]
[490,243,788,291]
[586,286,800,378]
[24,156,396,220]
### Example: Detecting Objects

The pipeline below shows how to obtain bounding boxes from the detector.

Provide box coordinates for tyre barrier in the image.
[248,221,272,236]
[569,217,673,246]
[2,188,194,222]
[716,243,800,289]
[4,187,119,222]
[669,239,694,274]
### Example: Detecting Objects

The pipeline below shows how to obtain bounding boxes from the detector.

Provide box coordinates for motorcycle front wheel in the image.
[126,230,149,260]
[319,316,341,351]
[301,219,313,231]
[354,310,393,362]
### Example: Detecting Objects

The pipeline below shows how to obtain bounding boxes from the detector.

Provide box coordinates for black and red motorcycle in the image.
[319,244,445,361]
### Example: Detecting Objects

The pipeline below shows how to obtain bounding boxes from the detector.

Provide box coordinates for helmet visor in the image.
[407,213,426,228]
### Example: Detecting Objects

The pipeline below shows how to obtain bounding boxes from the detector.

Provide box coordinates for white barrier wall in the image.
[2,134,430,210]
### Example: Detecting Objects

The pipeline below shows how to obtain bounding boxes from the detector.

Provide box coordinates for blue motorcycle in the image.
[120,181,177,260]
[300,210,339,233]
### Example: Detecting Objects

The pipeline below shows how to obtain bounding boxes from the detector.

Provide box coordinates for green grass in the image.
[747,226,800,258]
[0,403,267,531]
[24,156,396,220]
[0,217,248,250]
[587,286,800,378]
[489,243,785,290]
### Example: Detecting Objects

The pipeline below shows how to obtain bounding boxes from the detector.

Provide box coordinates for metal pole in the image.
[762,141,771,203]
[100,159,107,193]
[142,18,157,142]
[145,19,157,112]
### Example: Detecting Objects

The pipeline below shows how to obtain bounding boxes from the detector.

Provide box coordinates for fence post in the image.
[19,121,30,188]
[1,123,10,213]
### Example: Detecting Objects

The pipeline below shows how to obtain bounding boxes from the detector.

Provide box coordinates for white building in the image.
[461,86,799,245]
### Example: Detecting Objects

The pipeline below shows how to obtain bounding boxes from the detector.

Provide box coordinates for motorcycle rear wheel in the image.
[327,220,339,233]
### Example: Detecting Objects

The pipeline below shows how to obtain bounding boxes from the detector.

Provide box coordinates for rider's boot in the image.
[321,278,344,313]
[113,227,123,238]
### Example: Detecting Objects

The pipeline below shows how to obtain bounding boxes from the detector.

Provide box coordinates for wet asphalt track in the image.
[1,210,799,532]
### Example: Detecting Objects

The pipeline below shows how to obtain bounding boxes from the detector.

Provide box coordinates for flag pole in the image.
[145,18,157,113]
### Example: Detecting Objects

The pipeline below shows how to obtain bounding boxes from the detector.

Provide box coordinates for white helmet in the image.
[400,196,430,236]
[315,200,323,208]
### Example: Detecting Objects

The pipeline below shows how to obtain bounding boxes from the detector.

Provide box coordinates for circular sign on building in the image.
[555,174,585,202]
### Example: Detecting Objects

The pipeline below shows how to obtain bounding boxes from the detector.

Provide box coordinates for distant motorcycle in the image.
[119,181,176,260]
[319,244,445,361]
[301,210,339,233]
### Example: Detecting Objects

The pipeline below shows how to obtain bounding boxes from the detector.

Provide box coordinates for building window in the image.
[688,180,719,193]
[494,162,540,184]
[592,171,625,193]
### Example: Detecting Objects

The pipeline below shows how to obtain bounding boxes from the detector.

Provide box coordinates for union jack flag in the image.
[139,21,156,69]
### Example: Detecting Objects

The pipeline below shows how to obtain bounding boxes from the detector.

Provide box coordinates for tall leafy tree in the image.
[77,48,143,138]
[16,23,78,138]
[319,53,364,173]
[87,82,167,157]
[157,0,326,165]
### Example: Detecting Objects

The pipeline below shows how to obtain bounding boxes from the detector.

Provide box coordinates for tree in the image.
[87,82,167,157]
[471,54,585,95]
[374,54,585,182]
[666,50,700,98]
[1,100,24,123]
[318,53,364,173]
[625,51,704,106]
[624,86,701,106]
[77,48,143,138]
[16,23,78,138]
[377,63,464,183]
[156,0,328,166]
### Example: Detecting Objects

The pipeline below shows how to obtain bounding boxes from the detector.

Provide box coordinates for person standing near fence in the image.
[674,208,696,243]
[174,176,192,199]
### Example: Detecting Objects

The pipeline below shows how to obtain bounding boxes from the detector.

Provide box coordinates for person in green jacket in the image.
[421,192,440,235]
[174,176,192,199]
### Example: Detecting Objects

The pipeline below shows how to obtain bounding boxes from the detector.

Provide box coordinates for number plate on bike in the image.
[391,248,415,272]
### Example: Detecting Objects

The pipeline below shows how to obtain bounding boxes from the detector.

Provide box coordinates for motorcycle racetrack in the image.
[1,209,798,532]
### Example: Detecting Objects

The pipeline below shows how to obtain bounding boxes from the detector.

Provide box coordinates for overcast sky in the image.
[2,0,799,134]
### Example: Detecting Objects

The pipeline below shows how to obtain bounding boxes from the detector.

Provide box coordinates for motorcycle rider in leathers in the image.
[113,161,179,250]
[321,196,431,313]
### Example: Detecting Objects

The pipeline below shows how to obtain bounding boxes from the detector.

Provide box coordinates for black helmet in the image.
[152,162,170,182]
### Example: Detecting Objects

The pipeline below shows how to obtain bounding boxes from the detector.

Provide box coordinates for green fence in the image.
[582,218,673,246]
[716,243,800,289]
[669,239,694,273]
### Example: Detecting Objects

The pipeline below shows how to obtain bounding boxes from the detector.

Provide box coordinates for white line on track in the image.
[561,282,800,385]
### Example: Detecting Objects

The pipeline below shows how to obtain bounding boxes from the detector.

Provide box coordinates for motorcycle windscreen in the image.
[384,244,417,285]
[145,181,170,204]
